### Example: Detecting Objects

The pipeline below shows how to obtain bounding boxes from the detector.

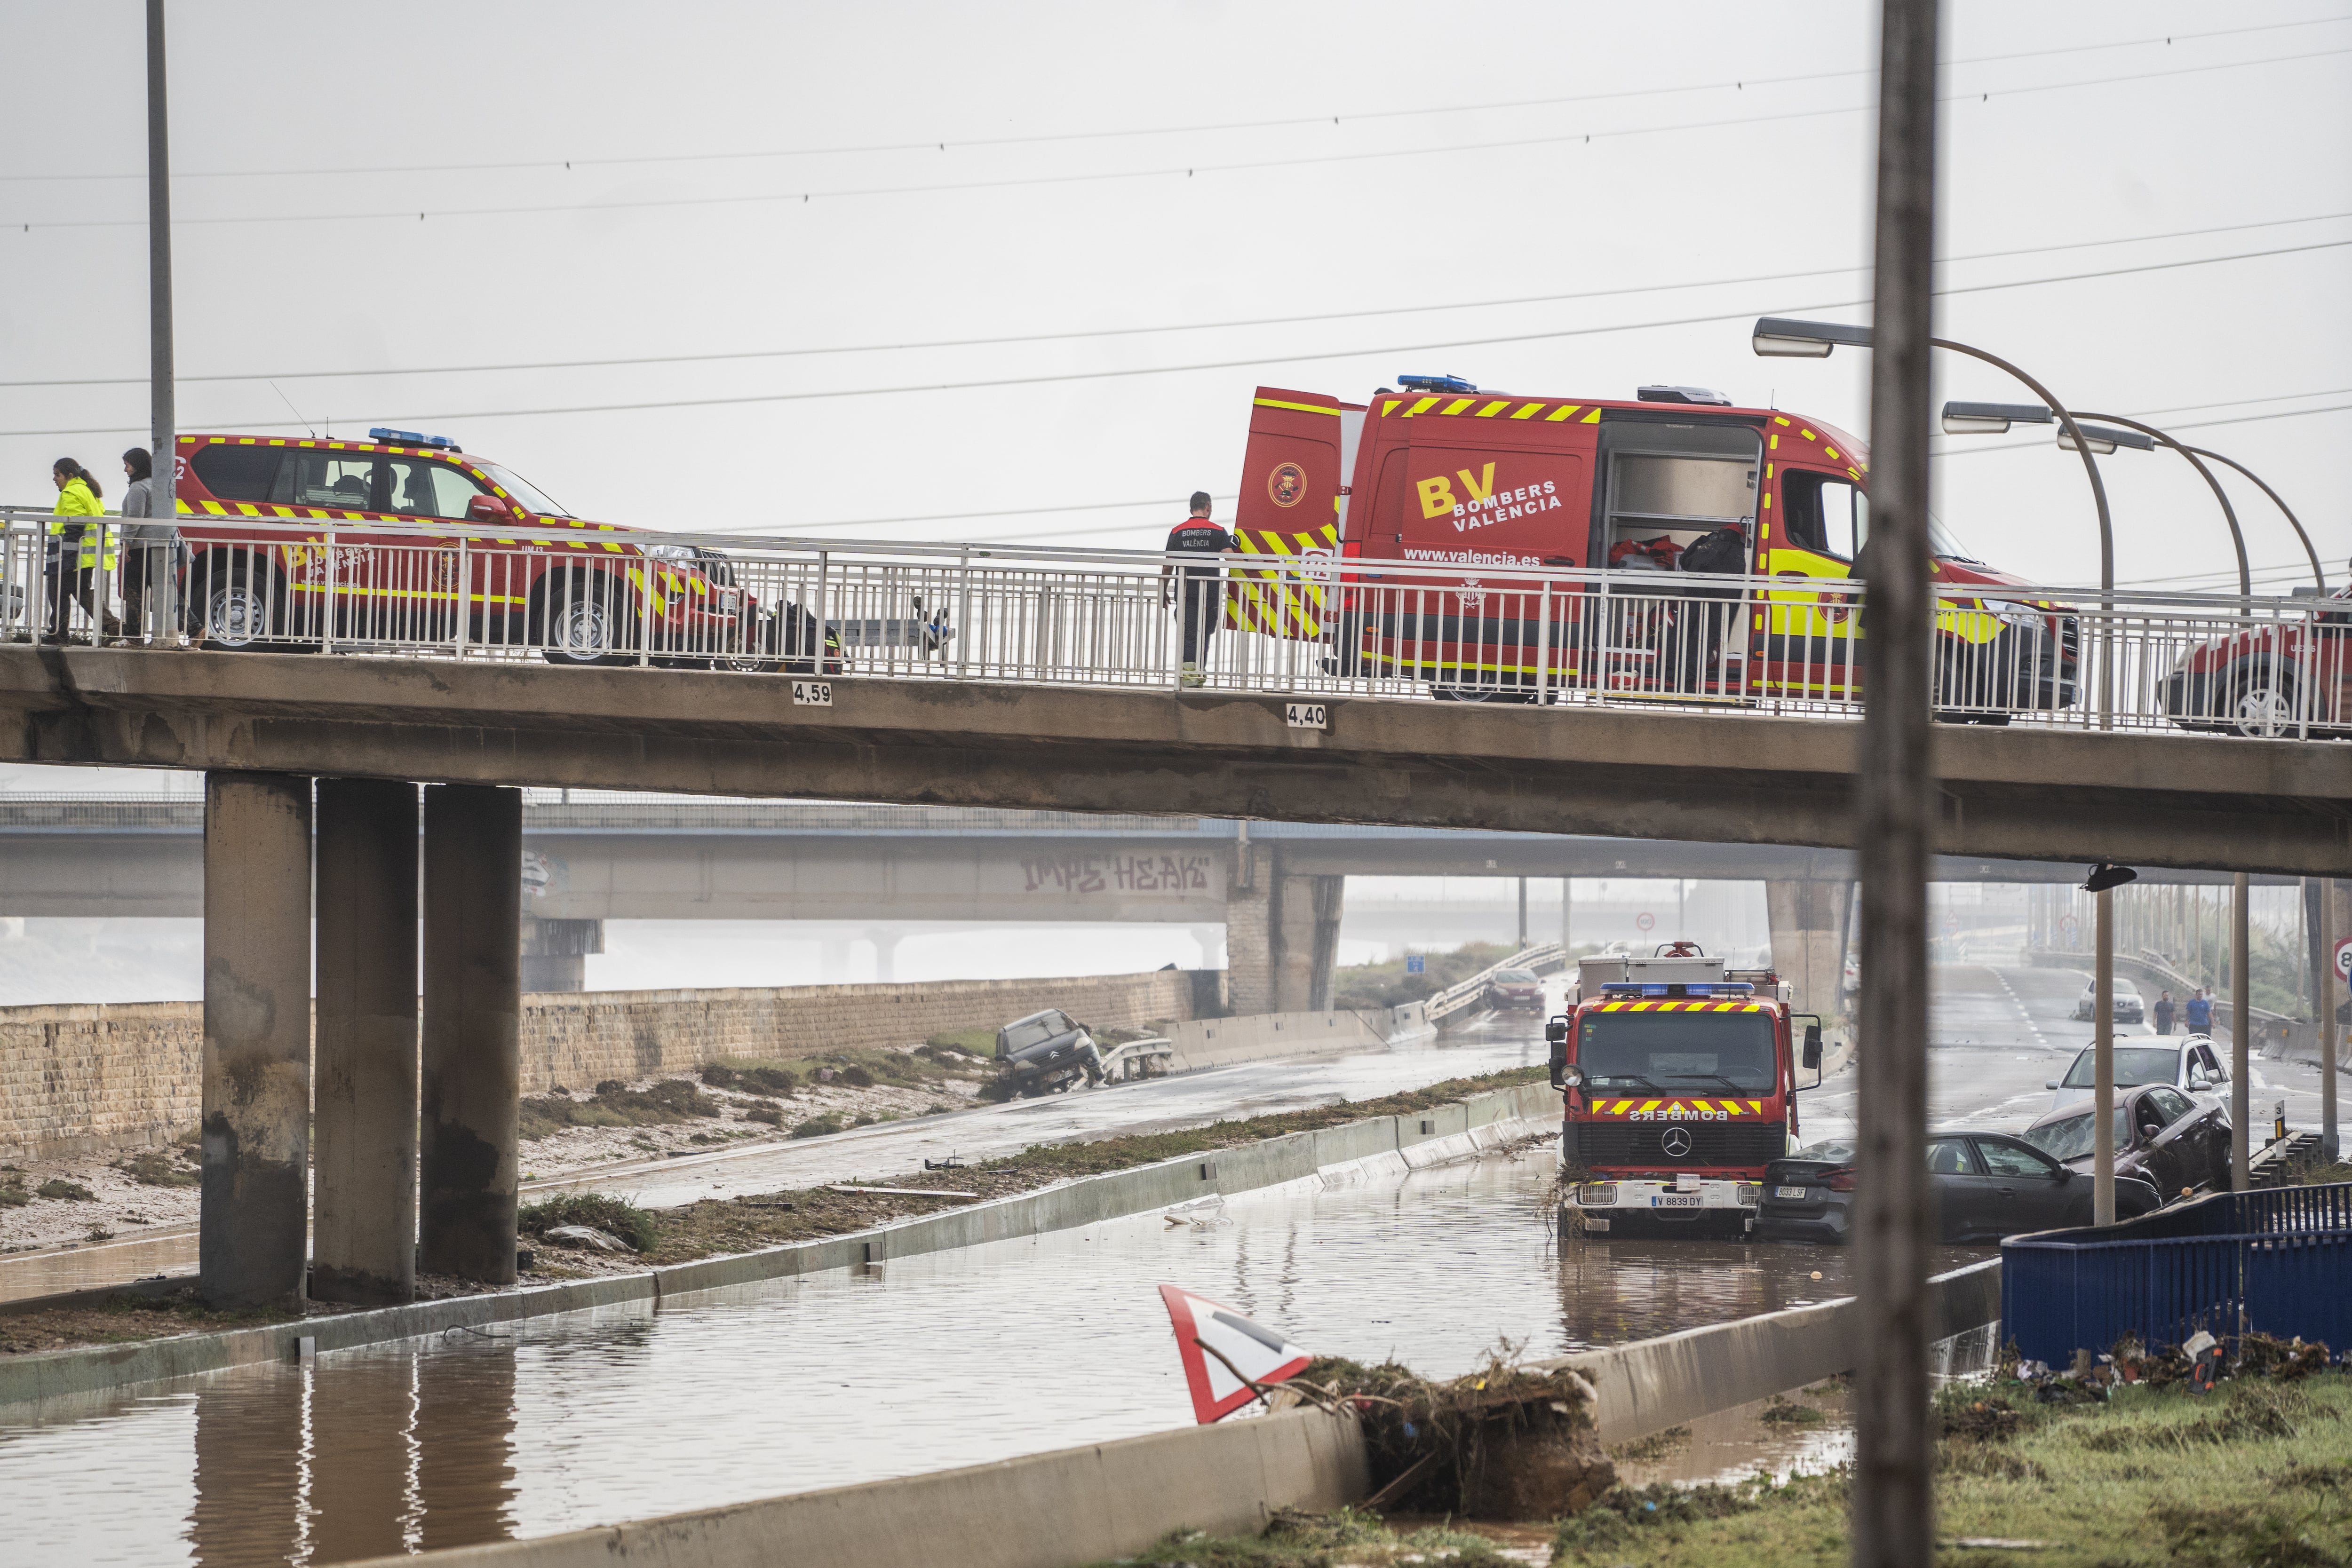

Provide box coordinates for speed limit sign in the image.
[2334,936,2352,984]
[1636,912,1655,933]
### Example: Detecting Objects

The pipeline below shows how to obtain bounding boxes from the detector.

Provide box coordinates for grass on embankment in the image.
[1549,1373,2352,1567]
[1093,1372,2352,1568]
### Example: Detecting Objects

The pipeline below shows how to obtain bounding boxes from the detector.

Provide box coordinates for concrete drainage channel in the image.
[332,1268,2001,1568]
[0,1082,1557,1410]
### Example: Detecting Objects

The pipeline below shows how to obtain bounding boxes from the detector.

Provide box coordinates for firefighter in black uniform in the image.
[1160,491,1233,687]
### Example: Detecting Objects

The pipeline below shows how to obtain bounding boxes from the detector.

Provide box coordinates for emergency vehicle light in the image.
[1600,982,1755,998]
[367,427,462,452]
[1397,373,1477,394]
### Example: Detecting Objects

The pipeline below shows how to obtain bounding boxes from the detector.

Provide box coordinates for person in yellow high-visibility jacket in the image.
[46,457,122,642]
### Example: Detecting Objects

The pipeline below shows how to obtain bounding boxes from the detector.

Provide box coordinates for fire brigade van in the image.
[164,429,829,670]
[1228,376,2076,714]
[1545,944,1824,1237]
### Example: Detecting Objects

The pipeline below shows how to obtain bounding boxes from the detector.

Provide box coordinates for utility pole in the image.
[2321,877,2339,1164]
[2093,888,2114,1223]
[2233,871,2252,1190]
[147,0,176,625]
[1561,876,1572,953]
[1518,876,1528,950]
[1851,0,1938,1561]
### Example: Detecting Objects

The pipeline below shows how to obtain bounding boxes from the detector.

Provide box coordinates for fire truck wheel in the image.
[189,561,285,652]
[1431,681,1539,705]
[535,579,637,668]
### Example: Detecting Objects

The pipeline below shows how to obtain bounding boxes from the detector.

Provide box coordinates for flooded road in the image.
[0,1025,1545,1302]
[2,1127,1978,1566]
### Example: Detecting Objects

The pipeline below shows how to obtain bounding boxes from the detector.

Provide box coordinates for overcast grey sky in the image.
[3,0,2347,592]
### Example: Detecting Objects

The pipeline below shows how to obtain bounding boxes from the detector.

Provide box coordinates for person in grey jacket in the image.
[118,447,182,645]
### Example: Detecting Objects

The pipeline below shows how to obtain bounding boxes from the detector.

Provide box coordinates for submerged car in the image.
[1756,1131,2160,1244]
[1486,967,1544,1010]
[2046,1035,2230,1113]
[2020,1083,2233,1201]
[2071,978,2145,1024]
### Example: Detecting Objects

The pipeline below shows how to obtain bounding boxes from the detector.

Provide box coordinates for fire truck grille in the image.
[1570,1121,1786,1166]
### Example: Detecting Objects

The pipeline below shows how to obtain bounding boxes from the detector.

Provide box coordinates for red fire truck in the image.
[1545,945,1824,1237]
[1227,376,2075,713]
[162,428,829,670]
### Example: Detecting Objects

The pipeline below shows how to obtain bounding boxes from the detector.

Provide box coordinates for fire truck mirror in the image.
[1802,1022,1824,1070]
[1544,1015,1569,1045]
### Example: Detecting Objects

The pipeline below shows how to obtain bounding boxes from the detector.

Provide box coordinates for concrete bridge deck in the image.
[2,645,2344,876]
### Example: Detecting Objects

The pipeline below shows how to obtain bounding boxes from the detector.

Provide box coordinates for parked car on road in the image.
[2020,1083,2233,1201]
[2046,1035,2230,1113]
[2071,977,2145,1024]
[1486,967,1544,1010]
[1756,1132,2159,1245]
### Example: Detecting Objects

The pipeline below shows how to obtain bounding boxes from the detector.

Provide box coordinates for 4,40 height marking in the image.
[1284,702,1327,730]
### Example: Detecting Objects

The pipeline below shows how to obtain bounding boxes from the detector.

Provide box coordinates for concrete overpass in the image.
[4,644,2344,1313]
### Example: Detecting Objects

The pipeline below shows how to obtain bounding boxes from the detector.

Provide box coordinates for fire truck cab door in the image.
[1230,387,1351,640]
[1761,462,1865,693]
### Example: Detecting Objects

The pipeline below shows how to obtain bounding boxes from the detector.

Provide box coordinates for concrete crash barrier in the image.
[339,1406,1369,1568]
[1163,1009,1388,1072]
[0,1083,1560,1410]
[1549,1257,2003,1442]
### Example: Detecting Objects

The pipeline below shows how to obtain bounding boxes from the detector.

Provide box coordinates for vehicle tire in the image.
[188,559,285,652]
[2225,661,2297,739]
[535,578,637,668]
[1432,681,1539,705]
[716,612,779,675]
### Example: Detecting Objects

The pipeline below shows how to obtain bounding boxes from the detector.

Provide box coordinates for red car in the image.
[2161,584,2352,737]
[164,428,830,671]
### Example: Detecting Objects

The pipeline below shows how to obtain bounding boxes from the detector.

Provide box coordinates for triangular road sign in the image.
[1158,1283,1312,1424]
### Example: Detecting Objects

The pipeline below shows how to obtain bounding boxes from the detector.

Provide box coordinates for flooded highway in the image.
[3,1126,1979,1566]
[0,963,2142,1562]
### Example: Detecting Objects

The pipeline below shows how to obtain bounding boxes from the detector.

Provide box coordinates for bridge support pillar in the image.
[1273,872,1344,1013]
[421,784,522,1285]
[1766,879,1851,1036]
[314,777,419,1306]
[520,917,602,992]
[199,771,314,1310]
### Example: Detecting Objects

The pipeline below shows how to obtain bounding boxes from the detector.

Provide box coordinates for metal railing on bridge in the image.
[2001,1181,2352,1365]
[7,509,2343,741]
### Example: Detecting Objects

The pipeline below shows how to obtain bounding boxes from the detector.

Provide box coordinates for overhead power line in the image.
[9,238,2341,440]
[12,46,2348,232]
[8,15,2341,184]
[8,210,2344,392]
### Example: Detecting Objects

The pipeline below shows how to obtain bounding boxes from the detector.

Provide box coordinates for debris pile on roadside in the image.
[1286,1351,1616,1520]
[1998,1325,2335,1402]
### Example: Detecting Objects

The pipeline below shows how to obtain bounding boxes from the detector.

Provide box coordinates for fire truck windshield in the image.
[1576,1012,1777,1094]
[475,461,569,518]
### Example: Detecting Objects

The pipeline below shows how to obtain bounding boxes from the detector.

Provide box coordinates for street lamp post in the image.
[147,0,176,628]
[1755,319,2122,731]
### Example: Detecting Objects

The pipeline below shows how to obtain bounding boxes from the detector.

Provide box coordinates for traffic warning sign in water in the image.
[1157,1283,1312,1424]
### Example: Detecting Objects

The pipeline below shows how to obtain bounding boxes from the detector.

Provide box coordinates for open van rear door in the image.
[1228,387,1362,640]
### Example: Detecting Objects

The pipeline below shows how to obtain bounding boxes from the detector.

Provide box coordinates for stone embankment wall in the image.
[0,970,1209,1162]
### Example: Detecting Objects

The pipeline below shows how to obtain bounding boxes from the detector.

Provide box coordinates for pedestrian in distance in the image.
[2153,989,2176,1036]
[2185,988,2213,1035]
[45,458,122,644]
[1160,491,1233,688]
[117,447,182,647]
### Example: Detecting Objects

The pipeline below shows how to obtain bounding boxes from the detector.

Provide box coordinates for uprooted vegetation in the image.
[517,1192,660,1254]
[1104,1507,1519,1568]
[113,1149,199,1188]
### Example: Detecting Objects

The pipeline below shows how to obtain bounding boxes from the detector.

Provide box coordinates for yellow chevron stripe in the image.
[1474,400,1510,417]
[1581,408,1602,424]
[1546,405,1580,421]
[1510,402,1544,419]
[1252,397,1342,417]
[1406,396,1438,417]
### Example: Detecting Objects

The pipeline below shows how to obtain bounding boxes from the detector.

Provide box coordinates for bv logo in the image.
[1267,461,1308,508]
[1661,1126,1694,1158]
[1415,463,1496,519]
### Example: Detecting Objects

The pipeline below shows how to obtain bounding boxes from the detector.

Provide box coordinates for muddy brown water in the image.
[1,1141,1986,1566]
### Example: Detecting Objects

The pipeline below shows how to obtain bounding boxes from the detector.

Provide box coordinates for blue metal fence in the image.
[2002,1181,2352,1365]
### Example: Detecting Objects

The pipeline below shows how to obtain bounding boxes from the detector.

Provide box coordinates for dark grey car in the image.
[1757,1131,2159,1244]
[995,1008,1106,1097]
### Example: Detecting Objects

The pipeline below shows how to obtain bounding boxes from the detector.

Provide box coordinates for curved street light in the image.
[2178,445,2326,594]
[1754,317,2119,596]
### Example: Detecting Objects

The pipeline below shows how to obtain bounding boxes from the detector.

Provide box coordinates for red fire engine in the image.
[162,428,827,670]
[1226,375,2076,712]
[1546,945,1825,1236]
